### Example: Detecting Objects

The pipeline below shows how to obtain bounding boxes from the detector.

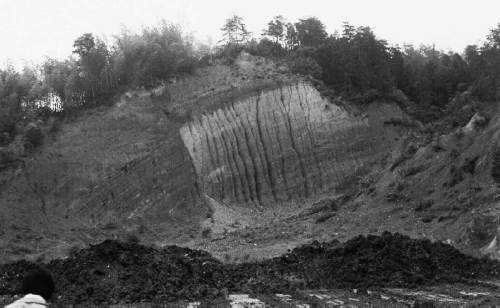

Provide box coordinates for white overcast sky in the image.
[1,0,499,68]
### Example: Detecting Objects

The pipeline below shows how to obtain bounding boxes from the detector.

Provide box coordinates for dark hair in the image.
[21,268,55,300]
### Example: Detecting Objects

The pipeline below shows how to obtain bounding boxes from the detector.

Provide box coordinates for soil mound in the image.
[272,232,500,289]
[1,232,499,304]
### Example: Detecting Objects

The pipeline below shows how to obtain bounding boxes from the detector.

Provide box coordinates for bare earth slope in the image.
[1,53,500,267]
[180,82,402,207]
[0,88,203,261]
[0,55,302,261]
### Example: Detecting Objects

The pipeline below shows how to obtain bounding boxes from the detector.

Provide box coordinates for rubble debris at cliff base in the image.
[1,232,499,305]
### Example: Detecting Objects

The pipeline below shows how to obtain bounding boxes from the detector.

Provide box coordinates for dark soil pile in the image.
[1,232,499,304]
[272,232,500,289]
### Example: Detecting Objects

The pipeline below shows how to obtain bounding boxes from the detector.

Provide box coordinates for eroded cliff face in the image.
[180,82,404,207]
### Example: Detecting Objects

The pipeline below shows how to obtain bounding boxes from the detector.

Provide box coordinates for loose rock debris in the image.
[1,232,500,305]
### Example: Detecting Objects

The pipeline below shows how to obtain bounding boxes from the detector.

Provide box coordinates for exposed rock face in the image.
[181,82,403,206]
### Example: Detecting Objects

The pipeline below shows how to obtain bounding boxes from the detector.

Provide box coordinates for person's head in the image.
[21,268,55,301]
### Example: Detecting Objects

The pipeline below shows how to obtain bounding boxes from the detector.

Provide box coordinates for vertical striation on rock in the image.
[180,82,401,206]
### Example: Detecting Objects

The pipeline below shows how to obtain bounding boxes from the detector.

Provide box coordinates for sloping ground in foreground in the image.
[0,232,499,305]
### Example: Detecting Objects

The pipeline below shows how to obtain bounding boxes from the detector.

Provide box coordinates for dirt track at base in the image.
[1,232,499,305]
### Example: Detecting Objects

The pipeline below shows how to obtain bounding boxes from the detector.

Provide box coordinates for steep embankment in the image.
[180,82,405,208]
[0,55,301,261]
[0,91,205,262]
[0,53,412,262]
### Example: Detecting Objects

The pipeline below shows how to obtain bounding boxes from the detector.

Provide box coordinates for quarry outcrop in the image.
[181,82,405,206]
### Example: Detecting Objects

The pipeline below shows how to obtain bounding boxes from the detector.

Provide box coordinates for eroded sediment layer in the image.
[181,82,401,206]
